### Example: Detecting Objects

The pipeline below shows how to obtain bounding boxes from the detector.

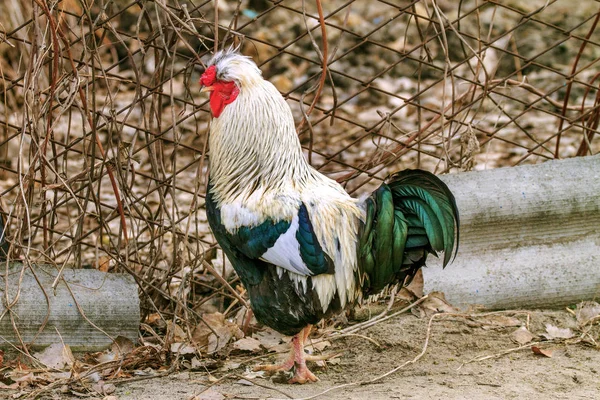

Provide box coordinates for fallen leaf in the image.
[232,337,262,352]
[576,301,600,326]
[45,371,71,380]
[511,326,534,345]
[94,336,135,364]
[0,381,19,389]
[220,361,241,371]
[111,336,135,357]
[543,324,574,340]
[404,268,424,298]
[92,380,116,396]
[397,288,416,302]
[167,321,187,343]
[192,313,244,354]
[145,313,161,325]
[241,370,266,380]
[85,371,103,383]
[34,343,74,370]
[97,256,111,272]
[96,350,117,364]
[328,357,341,365]
[531,346,553,358]
[252,328,285,349]
[305,340,330,354]
[416,291,459,317]
[171,343,196,355]
[10,371,35,383]
[191,357,203,369]
[233,306,254,330]
[190,388,225,400]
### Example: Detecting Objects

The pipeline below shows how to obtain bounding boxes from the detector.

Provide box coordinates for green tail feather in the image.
[358,169,459,294]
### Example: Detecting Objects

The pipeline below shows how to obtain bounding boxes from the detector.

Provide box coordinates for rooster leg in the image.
[288,325,318,384]
[254,325,318,384]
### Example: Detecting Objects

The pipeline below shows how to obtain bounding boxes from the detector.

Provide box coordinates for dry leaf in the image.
[8,371,35,383]
[96,350,117,364]
[45,371,71,381]
[34,343,74,370]
[95,336,135,363]
[0,381,19,389]
[241,370,266,380]
[511,326,534,345]
[531,346,553,358]
[192,312,244,354]
[190,388,225,400]
[405,268,424,298]
[111,336,135,357]
[305,340,330,354]
[328,357,341,365]
[190,357,203,369]
[145,313,162,325]
[576,301,600,326]
[167,321,187,343]
[221,361,241,371]
[92,380,116,396]
[232,337,262,352]
[397,287,417,302]
[171,343,196,355]
[97,256,111,272]
[416,291,458,317]
[543,324,574,340]
[252,328,285,349]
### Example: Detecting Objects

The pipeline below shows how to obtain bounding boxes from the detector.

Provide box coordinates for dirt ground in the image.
[112,308,599,400]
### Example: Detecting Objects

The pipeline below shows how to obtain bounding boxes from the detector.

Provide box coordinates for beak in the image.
[200,85,214,93]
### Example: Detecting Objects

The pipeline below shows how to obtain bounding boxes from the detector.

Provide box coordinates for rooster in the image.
[200,50,459,383]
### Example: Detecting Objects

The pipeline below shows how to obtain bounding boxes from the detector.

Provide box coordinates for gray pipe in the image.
[0,264,140,350]
[424,154,600,309]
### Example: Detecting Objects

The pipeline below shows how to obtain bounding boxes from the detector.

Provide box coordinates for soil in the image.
[113,308,600,400]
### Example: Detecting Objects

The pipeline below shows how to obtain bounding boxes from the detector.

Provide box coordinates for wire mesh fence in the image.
[0,0,599,332]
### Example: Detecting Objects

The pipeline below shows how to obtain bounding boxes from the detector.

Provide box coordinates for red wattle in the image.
[209,81,240,118]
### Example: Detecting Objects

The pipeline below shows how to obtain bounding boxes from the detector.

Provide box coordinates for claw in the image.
[288,365,319,384]
[253,325,319,384]
[253,358,294,373]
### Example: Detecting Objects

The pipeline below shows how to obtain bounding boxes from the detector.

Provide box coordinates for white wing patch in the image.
[260,214,313,276]
[220,203,263,233]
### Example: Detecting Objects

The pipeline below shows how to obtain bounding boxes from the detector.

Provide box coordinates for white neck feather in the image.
[208,79,313,204]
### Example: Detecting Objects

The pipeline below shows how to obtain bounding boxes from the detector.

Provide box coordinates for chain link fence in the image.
[0,0,599,325]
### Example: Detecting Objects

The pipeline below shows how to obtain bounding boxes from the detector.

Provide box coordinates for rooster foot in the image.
[253,358,295,373]
[253,325,320,384]
[288,365,318,384]
[254,360,319,384]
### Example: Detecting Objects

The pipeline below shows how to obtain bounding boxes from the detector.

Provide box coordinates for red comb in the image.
[200,65,217,86]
